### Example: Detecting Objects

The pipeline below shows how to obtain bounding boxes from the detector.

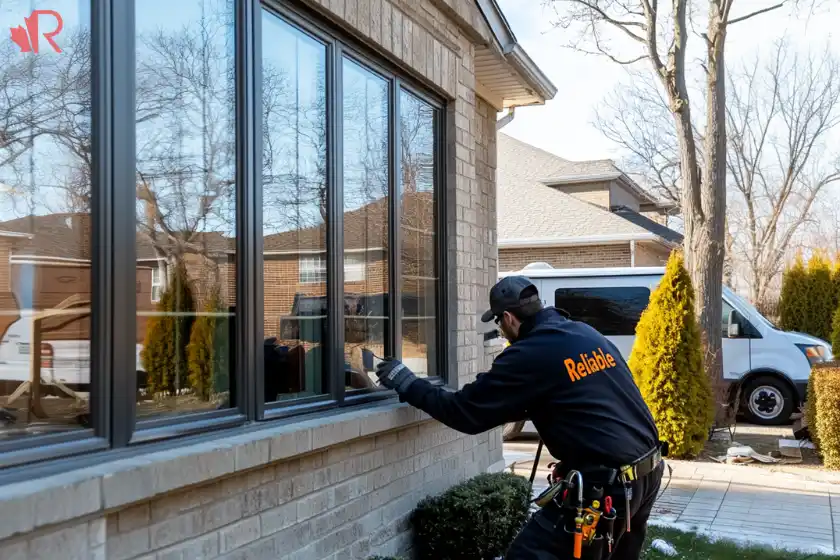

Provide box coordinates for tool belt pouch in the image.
[560,525,606,560]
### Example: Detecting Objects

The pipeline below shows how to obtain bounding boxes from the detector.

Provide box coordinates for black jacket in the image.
[402,308,659,468]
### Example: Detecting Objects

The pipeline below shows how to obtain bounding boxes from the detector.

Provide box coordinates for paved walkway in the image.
[505,445,840,555]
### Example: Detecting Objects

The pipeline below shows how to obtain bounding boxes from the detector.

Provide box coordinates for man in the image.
[376,276,664,560]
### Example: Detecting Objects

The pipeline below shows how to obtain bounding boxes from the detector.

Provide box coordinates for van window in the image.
[555,287,650,336]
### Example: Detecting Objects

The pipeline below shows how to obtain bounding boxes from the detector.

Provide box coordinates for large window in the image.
[555,287,651,336]
[135,0,237,422]
[0,0,447,471]
[0,1,92,446]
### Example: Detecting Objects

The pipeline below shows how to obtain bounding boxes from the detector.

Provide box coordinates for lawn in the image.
[640,526,840,559]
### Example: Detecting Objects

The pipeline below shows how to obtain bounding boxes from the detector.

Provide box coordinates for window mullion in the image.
[109,0,138,448]
[239,0,261,421]
[390,81,402,360]
[328,42,345,403]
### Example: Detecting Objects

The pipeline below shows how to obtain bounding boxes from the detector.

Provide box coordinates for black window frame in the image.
[554,286,652,336]
[0,0,451,472]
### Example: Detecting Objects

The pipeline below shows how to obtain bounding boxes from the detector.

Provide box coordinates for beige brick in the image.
[0,540,27,560]
[219,516,261,554]
[107,527,151,560]
[29,526,89,560]
[157,533,219,560]
[260,502,297,536]
[117,502,150,533]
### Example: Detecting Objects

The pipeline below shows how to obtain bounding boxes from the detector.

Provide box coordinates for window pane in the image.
[0,0,92,439]
[399,92,437,378]
[554,287,650,336]
[262,11,329,402]
[343,59,389,391]
[135,0,237,419]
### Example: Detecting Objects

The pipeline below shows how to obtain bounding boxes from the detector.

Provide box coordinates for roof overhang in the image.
[542,171,669,210]
[473,0,557,110]
[498,233,662,249]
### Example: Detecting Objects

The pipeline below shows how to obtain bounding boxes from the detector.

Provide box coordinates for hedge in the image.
[187,284,229,401]
[411,472,530,560]
[780,253,809,334]
[809,364,840,469]
[780,252,840,341]
[141,261,195,396]
[629,251,713,459]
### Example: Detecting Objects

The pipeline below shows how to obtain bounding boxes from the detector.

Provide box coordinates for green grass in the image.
[640,526,840,559]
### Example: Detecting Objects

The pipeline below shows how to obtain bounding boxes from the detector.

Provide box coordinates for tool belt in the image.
[532,443,666,560]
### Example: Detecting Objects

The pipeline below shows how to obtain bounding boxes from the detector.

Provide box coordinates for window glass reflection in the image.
[399,92,437,378]
[0,0,92,438]
[262,11,329,402]
[343,59,389,391]
[135,0,237,419]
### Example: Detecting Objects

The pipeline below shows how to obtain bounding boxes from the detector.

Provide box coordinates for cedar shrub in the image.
[187,284,229,401]
[411,472,530,560]
[779,253,808,334]
[805,372,822,453]
[141,261,195,396]
[804,253,834,341]
[811,364,840,469]
[629,251,713,459]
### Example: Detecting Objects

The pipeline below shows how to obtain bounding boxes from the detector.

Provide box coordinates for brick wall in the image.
[499,244,632,272]
[0,417,501,560]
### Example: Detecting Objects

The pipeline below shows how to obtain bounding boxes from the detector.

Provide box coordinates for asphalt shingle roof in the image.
[497,134,653,242]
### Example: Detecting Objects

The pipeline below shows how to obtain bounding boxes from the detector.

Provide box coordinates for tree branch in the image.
[728,2,786,25]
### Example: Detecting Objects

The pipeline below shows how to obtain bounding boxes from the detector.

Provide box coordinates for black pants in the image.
[506,462,664,560]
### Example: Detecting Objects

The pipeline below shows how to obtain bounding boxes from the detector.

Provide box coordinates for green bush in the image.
[187,284,229,401]
[805,253,835,341]
[780,253,808,334]
[141,261,195,396]
[411,472,530,560]
[810,364,840,469]
[629,251,713,459]
[831,307,840,362]
[780,252,838,341]
[805,372,822,453]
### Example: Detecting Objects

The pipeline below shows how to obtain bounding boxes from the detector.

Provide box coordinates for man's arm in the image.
[398,346,549,435]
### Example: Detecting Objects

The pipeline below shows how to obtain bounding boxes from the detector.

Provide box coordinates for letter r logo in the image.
[10,10,63,53]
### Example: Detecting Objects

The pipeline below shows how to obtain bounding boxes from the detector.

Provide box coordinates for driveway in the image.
[504,435,840,555]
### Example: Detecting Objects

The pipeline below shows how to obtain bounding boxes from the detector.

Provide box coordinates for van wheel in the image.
[503,421,525,441]
[742,376,794,426]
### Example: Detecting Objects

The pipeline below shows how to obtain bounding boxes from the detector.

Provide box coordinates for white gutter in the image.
[0,230,34,239]
[498,233,660,249]
[630,240,636,267]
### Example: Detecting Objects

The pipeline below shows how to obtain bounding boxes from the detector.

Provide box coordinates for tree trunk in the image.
[698,12,730,427]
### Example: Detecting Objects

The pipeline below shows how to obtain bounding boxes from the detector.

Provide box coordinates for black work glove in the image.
[375,359,418,393]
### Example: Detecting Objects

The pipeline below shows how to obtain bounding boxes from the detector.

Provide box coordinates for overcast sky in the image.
[497,0,839,163]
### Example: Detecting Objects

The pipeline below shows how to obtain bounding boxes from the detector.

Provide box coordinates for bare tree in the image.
[549,0,813,423]
[726,40,840,305]
[135,6,237,289]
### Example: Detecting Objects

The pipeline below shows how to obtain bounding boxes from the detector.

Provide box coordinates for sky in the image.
[496,0,839,163]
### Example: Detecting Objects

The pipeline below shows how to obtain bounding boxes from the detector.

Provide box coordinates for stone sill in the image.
[0,401,434,541]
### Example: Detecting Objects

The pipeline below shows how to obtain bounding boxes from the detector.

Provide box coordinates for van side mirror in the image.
[728,310,741,338]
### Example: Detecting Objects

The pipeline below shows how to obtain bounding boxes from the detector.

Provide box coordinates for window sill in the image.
[0,399,433,541]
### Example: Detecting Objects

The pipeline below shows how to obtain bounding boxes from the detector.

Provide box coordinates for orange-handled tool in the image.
[573,516,583,558]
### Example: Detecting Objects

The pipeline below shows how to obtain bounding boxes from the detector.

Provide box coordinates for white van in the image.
[501,264,831,435]
[0,311,146,392]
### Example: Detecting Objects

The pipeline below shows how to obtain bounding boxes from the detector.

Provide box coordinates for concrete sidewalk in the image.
[505,447,840,554]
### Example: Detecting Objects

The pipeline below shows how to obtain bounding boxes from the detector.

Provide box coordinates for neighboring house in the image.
[497,133,682,272]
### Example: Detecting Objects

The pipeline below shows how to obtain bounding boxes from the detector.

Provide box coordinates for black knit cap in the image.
[480,276,541,323]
